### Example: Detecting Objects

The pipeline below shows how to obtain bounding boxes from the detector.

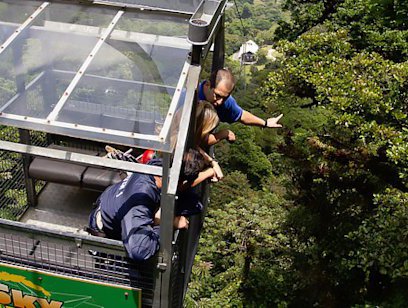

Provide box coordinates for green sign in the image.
[0,263,141,307]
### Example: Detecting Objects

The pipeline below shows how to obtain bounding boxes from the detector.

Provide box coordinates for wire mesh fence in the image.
[0,127,191,307]
[0,127,28,220]
[0,228,157,307]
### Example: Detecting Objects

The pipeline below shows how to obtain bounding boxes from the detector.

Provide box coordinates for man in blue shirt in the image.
[88,149,215,261]
[198,68,283,142]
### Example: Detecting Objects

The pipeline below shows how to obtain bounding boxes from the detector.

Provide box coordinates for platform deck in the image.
[20,183,100,233]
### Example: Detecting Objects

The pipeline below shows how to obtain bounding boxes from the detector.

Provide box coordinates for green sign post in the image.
[0,263,141,307]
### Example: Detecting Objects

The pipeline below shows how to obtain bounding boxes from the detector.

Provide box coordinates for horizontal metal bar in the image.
[0,140,163,176]
[0,112,161,142]
[0,19,190,50]
[53,69,177,90]
[0,2,49,55]
[0,218,126,254]
[92,0,195,16]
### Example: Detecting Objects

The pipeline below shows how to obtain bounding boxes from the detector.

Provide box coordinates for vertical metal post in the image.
[171,84,199,308]
[211,14,225,72]
[154,153,175,307]
[18,129,37,207]
[187,92,198,148]
[191,45,202,66]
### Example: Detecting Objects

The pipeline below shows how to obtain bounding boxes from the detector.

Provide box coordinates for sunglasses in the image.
[213,91,230,101]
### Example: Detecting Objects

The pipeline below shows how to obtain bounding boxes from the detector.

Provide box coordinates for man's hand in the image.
[266,114,283,128]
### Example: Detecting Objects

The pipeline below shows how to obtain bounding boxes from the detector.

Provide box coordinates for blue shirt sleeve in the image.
[216,95,243,123]
[121,206,160,261]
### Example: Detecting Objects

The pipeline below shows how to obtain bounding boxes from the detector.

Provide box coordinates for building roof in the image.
[238,40,259,57]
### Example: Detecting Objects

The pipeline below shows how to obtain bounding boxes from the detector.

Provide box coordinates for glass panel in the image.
[0,2,193,152]
[0,1,42,46]
[57,10,190,140]
[115,10,189,37]
[97,0,202,13]
[0,3,116,118]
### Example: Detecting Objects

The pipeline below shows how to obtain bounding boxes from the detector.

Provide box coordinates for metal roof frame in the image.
[0,2,49,55]
[0,0,226,153]
[0,1,191,150]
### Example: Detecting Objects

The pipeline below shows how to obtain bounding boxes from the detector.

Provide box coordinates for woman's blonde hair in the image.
[195,101,219,146]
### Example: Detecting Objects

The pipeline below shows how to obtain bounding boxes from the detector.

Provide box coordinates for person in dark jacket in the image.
[88,149,215,261]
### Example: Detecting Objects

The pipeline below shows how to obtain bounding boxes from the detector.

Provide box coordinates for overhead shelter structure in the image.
[0,0,226,307]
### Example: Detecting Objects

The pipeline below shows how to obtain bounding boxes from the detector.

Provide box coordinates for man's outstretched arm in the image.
[240,110,283,128]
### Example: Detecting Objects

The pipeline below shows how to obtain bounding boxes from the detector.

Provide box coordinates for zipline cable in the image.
[232,0,248,38]
[232,0,250,90]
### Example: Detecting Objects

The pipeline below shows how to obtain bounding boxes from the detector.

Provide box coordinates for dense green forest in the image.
[186,0,408,306]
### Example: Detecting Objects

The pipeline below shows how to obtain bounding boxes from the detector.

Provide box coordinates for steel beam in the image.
[158,62,191,144]
[52,69,175,91]
[0,140,162,176]
[155,152,175,308]
[93,0,196,16]
[0,2,49,55]
[211,13,225,71]
[168,65,201,195]
[0,218,126,254]
[0,112,161,142]
[18,129,37,207]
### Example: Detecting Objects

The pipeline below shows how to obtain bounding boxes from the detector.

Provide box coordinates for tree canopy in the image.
[187,0,408,306]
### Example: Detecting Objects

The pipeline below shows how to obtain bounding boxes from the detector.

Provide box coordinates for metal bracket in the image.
[157,262,167,271]
[75,238,83,248]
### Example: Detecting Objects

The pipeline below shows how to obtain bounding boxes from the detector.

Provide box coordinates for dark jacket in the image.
[98,160,161,261]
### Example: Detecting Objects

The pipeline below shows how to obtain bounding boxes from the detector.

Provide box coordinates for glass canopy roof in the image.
[0,0,196,152]
[96,0,202,14]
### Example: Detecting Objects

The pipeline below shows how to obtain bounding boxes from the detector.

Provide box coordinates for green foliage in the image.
[344,189,408,279]
[277,0,408,62]
[275,0,330,40]
[329,0,408,62]
[0,126,31,220]
[260,9,408,305]
[187,171,292,307]
[218,124,273,187]
[193,0,408,306]
[225,0,285,54]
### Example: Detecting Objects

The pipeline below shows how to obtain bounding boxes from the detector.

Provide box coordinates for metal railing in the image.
[0,219,158,307]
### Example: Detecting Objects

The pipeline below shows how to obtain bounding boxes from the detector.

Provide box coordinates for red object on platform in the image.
[141,149,155,164]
